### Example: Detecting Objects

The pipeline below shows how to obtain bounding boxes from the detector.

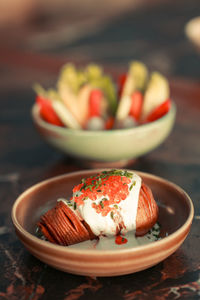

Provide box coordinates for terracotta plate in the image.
[11,169,194,277]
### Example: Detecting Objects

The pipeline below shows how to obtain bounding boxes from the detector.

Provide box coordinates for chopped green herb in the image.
[100,201,104,208]
[102,197,108,201]
[96,169,133,180]
[73,202,77,210]
[85,185,93,192]
[78,170,134,195]
[114,204,118,209]
[80,183,86,191]
[110,211,114,219]
[129,180,136,191]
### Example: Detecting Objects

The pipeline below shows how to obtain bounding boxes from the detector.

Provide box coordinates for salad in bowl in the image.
[34,61,171,131]
[32,61,175,165]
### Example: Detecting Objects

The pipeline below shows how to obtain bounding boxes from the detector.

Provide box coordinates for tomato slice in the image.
[145,99,171,122]
[88,89,103,117]
[129,91,143,121]
[36,95,64,126]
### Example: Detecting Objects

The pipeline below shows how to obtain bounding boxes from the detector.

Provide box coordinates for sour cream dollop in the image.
[70,170,142,237]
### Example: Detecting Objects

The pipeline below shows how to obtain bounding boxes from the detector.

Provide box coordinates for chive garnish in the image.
[129,180,136,191]
[100,201,104,208]
[110,211,114,219]
[102,197,108,201]
[73,202,77,210]
[79,169,134,195]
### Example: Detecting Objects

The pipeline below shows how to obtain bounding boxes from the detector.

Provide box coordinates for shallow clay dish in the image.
[32,102,176,167]
[12,169,193,277]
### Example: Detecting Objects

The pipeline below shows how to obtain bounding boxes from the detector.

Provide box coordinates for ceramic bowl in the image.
[31,102,176,167]
[12,169,193,277]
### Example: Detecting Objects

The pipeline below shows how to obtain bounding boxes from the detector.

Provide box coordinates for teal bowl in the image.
[32,102,176,167]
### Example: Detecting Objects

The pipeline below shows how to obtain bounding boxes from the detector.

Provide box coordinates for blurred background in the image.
[0,0,200,172]
[0,0,200,92]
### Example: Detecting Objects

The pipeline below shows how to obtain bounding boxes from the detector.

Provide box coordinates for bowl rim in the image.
[31,101,176,136]
[11,169,194,256]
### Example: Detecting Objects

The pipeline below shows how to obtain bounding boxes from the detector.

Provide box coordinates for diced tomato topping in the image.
[36,96,64,126]
[88,89,103,117]
[129,91,143,121]
[145,99,171,123]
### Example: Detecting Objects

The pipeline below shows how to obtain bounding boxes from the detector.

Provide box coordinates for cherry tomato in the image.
[36,95,64,126]
[88,89,103,117]
[145,99,171,122]
[129,91,143,121]
[105,116,114,130]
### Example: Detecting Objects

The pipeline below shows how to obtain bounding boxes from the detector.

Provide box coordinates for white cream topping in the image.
[72,171,142,237]
[69,223,161,250]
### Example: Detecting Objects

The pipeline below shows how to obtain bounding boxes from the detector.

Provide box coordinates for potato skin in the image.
[136,183,158,236]
[38,182,158,244]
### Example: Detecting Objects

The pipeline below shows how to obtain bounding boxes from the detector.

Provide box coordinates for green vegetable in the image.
[33,83,61,102]
[85,64,118,115]
[128,61,148,92]
[85,64,103,80]
[57,63,87,95]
